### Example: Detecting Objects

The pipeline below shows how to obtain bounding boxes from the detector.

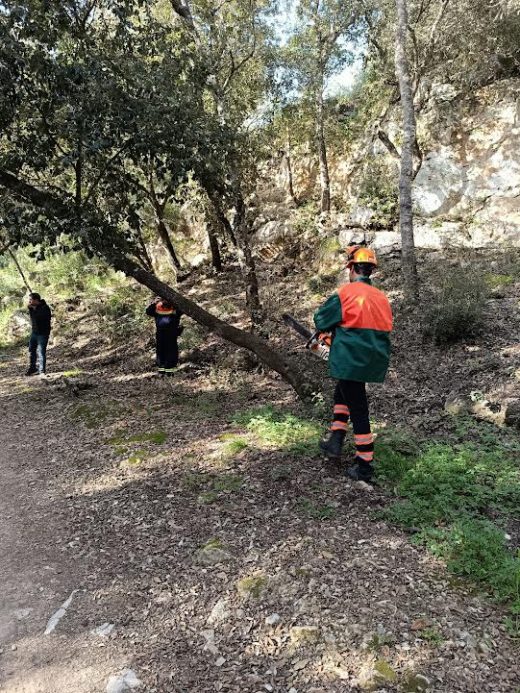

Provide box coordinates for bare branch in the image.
[377,129,400,159]
[169,0,196,32]
[83,139,134,205]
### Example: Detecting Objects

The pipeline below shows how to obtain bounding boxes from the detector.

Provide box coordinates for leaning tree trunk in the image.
[315,82,331,215]
[118,256,318,400]
[156,213,182,271]
[0,166,322,400]
[395,0,419,300]
[8,248,32,292]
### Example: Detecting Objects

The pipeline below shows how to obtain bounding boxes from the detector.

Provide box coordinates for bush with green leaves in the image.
[357,157,398,224]
[422,271,487,344]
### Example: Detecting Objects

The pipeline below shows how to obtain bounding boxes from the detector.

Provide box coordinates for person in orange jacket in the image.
[146,297,183,376]
[314,245,393,483]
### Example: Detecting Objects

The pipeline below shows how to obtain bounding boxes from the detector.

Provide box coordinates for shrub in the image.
[422,272,487,344]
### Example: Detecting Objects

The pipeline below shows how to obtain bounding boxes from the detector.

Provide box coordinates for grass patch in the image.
[297,497,337,520]
[61,369,83,378]
[232,406,321,455]
[419,626,444,646]
[71,401,126,429]
[123,449,150,466]
[378,429,520,631]
[224,438,249,456]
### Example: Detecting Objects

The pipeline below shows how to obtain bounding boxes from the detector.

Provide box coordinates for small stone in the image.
[354,481,373,492]
[402,672,431,692]
[106,669,141,693]
[195,546,232,566]
[293,659,309,671]
[215,656,226,667]
[265,613,281,626]
[208,598,231,626]
[411,618,430,631]
[444,396,468,415]
[11,645,17,652]
[92,623,115,637]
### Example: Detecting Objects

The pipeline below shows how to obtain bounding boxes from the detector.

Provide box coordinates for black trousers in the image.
[332,380,374,465]
[156,328,179,372]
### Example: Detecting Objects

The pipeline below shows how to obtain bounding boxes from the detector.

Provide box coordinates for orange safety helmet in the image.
[345,244,378,268]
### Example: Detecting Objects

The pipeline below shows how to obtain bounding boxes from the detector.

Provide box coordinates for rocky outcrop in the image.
[259,79,520,251]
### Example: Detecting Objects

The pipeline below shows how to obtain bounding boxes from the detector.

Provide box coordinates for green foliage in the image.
[421,272,487,344]
[378,431,520,622]
[485,273,515,290]
[236,574,268,598]
[292,201,320,237]
[232,405,321,455]
[220,435,249,456]
[357,157,398,223]
[61,369,83,378]
[419,627,444,646]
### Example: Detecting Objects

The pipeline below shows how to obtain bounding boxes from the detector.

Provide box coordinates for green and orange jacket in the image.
[313,277,393,383]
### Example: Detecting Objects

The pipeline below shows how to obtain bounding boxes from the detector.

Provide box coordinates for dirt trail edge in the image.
[0,357,126,693]
[0,337,519,693]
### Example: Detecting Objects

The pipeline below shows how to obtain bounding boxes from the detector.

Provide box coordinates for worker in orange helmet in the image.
[314,245,393,483]
[146,297,183,376]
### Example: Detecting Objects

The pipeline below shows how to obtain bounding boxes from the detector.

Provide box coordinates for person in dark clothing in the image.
[26,292,52,376]
[146,297,183,376]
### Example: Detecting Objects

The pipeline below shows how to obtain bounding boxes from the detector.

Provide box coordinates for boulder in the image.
[505,400,520,430]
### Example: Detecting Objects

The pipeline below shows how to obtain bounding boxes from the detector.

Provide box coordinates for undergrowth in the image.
[376,424,520,634]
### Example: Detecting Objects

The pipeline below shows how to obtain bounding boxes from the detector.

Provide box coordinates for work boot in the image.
[346,461,374,484]
[319,430,346,460]
[25,368,37,376]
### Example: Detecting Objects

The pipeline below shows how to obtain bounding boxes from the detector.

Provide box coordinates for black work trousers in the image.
[156,328,179,374]
[331,380,374,464]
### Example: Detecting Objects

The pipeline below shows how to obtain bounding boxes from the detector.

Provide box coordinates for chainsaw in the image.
[282,313,332,362]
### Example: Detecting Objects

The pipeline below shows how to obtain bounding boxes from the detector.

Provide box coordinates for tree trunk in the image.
[395,0,419,300]
[315,82,331,214]
[8,248,32,292]
[135,227,154,272]
[207,223,222,271]
[211,198,237,247]
[156,216,182,270]
[233,191,264,329]
[117,256,318,400]
[285,128,298,205]
[0,167,322,400]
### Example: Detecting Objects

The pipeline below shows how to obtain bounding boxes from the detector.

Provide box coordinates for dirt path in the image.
[0,336,518,693]
[0,353,127,692]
